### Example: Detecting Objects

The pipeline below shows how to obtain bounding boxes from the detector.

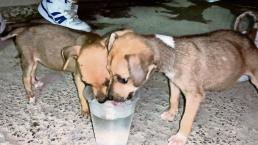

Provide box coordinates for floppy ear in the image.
[116,29,133,35]
[107,33,118,52]
[106,29,134,52]
[125,54,145,86]
[61,45,81,70]
[125,54,156,86]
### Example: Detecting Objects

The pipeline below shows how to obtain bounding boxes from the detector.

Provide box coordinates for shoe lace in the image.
[66,0,78,11]
[64,10,79,22]
[63,0,81,23]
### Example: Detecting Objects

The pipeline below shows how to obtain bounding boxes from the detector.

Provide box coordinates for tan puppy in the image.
[106,29,258,145]
[2,24,110,116]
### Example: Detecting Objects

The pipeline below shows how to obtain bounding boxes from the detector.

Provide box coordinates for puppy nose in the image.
[128,92,133,100]
[107,90,113,100]
[96,96,107,103]
[108,95,113,100]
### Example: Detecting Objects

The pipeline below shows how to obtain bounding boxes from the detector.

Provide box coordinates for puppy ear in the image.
[234,11,257,33]
[106,29,134,52]
[115,29,133,36]
[145,64,157,80]
[125,53,157,86]
[107,33,118,52]
[61,45,81,70]
[125,54,145,86]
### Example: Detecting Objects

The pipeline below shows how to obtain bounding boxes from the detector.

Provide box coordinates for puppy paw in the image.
[167,133,187,145]
[29,97,36,104]
[161,111,176,121]
[34,80,44,88]
[81,110,90,118]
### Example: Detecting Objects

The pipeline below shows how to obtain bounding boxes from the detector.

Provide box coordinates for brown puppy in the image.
[2,24,110,116]
[106,29,258,145]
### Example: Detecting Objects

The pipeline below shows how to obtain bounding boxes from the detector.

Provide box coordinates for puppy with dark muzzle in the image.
[106,29,258,145]
[1,24,110,116]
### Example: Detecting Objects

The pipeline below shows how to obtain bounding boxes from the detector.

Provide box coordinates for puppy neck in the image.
[155,34,175,49]
[144,35,176,74]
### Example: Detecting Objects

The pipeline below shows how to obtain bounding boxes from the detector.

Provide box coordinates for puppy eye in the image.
[103,79,110,86]
[116,75,128,84]
[83,82,91,86]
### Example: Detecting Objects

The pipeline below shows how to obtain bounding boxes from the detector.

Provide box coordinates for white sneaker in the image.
[38,0,91,32]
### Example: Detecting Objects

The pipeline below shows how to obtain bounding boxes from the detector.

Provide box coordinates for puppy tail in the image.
[234,11,257,34]
[0,27,27,41]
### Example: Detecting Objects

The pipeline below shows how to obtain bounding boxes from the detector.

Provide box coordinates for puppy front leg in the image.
[168,89,203,145]
[161,81,180,121]
[74,72,89,117]
[23,74,34,103]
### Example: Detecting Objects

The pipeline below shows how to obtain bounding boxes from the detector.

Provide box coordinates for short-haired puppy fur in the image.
[106,29,258,145]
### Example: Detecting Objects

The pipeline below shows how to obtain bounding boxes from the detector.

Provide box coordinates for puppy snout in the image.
[96,96,107,103]
[107,94,113,100]
[95,92,107,103]
[112,96,126,102]
[107,90,113,100]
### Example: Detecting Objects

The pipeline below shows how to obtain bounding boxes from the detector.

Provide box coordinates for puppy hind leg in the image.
[31,62,44,88]
[161,81,180,121]
[74,72,89,117]
[21,58,36,103]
